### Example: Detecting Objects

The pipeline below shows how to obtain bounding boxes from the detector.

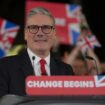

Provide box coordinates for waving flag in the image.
[94,76,105,87]
[0,18,20,57]
[77,34,101,53]
[26,1,82,44]
[66,4,81,21]
[69,23,80,44]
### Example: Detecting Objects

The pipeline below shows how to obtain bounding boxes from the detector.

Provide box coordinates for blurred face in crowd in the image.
[25,14,56,57]
[73,59,98,75]
[81,28,90,36]
[85,59,98,75]
[73,59,87,75]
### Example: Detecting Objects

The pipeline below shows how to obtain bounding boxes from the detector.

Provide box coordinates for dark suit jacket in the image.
[0,50,74,97]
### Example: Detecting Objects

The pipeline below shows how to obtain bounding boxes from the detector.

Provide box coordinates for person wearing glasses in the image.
[0,7,74,97]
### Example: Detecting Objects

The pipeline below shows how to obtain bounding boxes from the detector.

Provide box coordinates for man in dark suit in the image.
[0,7,74,97]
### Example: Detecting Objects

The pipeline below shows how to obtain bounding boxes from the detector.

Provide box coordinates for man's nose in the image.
[37,34,44,38]
[36,27,45,37]
[36,27,44,35]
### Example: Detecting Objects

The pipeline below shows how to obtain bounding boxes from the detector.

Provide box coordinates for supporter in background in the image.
[56,26,103,75]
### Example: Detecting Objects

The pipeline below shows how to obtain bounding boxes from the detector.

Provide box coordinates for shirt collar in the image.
[27,48,50,66]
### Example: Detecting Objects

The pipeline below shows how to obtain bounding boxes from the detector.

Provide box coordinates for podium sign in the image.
[26,76,105,96]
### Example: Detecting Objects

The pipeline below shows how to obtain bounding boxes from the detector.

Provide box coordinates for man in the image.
[0,7,74,97]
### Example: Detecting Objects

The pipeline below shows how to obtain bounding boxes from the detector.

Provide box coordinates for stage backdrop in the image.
[25,1,82,45]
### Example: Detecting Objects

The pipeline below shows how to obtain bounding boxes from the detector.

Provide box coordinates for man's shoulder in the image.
[0,55,20,66]
[52,55,73,70]
[56,58,72,68]
[0,49,27,63]
[52,57,74,75]
[0,51,28,72]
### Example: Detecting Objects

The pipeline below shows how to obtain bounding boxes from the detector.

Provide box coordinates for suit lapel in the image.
[19,51,60,76]
[19,50,35,77]
[50,55,59,75]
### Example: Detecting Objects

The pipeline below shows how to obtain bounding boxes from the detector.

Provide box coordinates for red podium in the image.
[26,76,105,96]
[0,76,105,105]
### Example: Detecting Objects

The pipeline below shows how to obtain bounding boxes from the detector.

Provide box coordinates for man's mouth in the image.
[34,39,47,42]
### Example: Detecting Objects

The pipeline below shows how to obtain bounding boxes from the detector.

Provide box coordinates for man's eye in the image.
[43,26,51,29]
[31,26,38,29]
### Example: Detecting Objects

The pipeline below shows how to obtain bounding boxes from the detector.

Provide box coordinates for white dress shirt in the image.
[27,48,51,76]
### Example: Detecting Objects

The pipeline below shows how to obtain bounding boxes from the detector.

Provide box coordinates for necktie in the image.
[39,59,47,75]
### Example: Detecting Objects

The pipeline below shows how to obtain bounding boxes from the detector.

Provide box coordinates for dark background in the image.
[0,0,105,61]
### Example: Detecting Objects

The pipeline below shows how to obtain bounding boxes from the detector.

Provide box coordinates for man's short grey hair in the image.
[26,7,55,26]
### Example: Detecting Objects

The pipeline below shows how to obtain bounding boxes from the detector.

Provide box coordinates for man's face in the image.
[25,14,56,54]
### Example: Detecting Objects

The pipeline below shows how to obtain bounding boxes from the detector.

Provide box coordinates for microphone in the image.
[32,56,35,61]
[85,55,98,74]
[32,56,35,71]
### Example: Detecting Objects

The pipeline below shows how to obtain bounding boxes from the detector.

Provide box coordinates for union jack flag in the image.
[94,76,105,87]
[0,18,20,57]
[69,23,80,44]
[77,34,101,53]
[66,4,81,20]
[66,4,81,44]
[26,1,82,44]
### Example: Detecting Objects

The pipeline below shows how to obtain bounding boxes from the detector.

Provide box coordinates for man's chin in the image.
[35,46,46,50]
[36,48,48,55]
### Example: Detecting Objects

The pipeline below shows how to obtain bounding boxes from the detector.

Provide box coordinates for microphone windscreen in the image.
[32,56,35,60]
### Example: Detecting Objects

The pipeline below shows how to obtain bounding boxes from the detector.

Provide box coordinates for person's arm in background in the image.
[65,46,80,65]
[86,47,101,74]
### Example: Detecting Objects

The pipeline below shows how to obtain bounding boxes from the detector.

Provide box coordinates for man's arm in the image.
[0,60,9,97]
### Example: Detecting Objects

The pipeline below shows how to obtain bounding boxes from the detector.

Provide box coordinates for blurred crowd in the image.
[51,26,105,75]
